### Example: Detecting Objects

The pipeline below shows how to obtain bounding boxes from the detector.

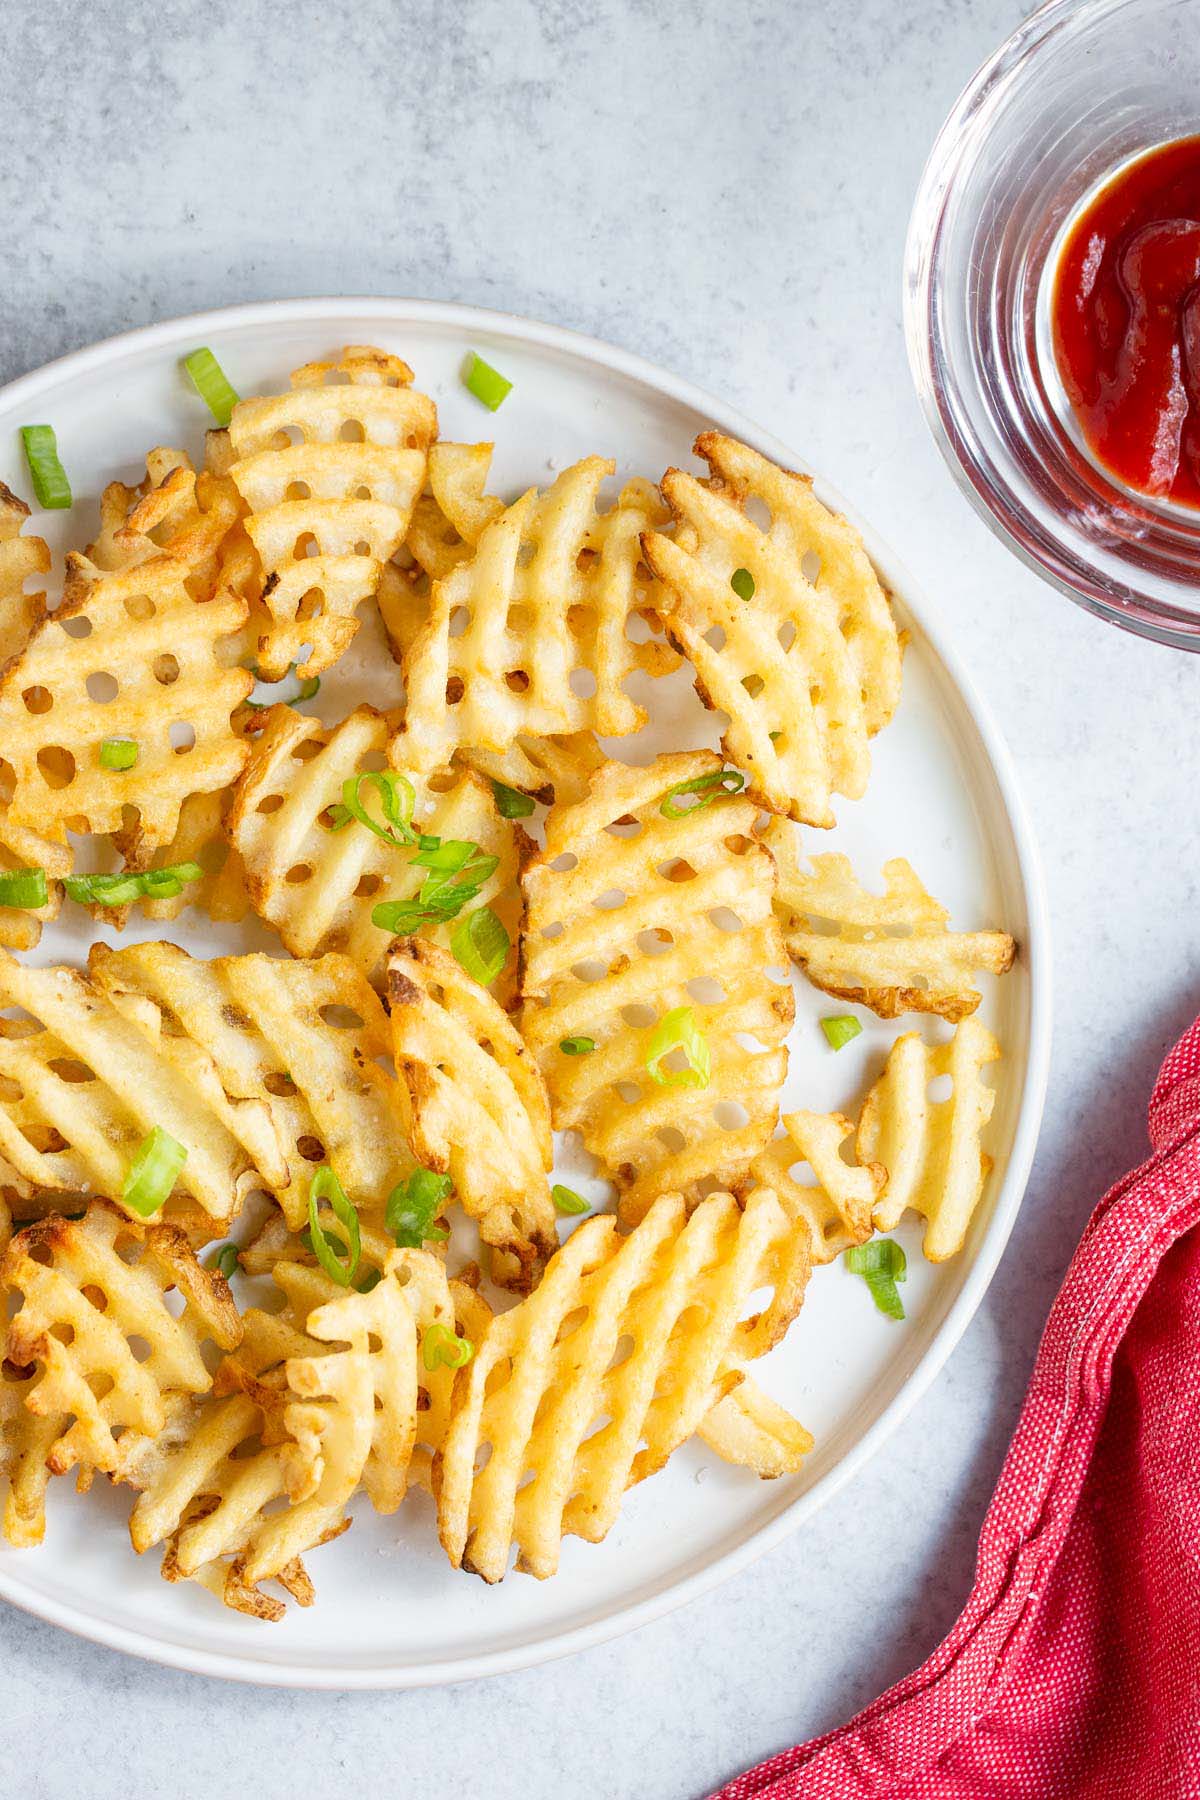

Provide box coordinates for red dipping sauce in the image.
[1051,135,1200,508]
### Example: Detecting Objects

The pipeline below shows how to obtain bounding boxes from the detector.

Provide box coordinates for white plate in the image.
[0,298,1050,1687]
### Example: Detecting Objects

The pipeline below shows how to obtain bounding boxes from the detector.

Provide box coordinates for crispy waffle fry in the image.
[436,1186,811,1581]
[0,1352,61,1547]
[129,786,250,928]
[456,730,604,808]
[2,1201,241,1480]
[696,1376,815,1477]
[391,458,676,769]
[744,1109,884,1263]
[387,939,557,1291]
[0,478,49,657]
[227,346,436,678]
[857,1016,1001,1261]
[768,834,1015,1021]
[87,447,243,603]
[643,432,901,826]
[520,751,793,1222]
[227,702,521,990]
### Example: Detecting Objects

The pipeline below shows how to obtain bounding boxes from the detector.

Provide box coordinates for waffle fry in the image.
[227,702,521,990]
[696,1376,815,1477]
[436,1186,811,1581]
[643,433,901,826]
[2,1201,241,1480]
[0,1353,61,1547]
[128,786,250,928]
[0,478,48,657]
[456,730,605,808]
[227,346,436,678]
[858,1017,1001,1261]
[387,939,557,1290]
[391,458,675,770]
[521,751,793,1222]
[87,446,243,602]
[744,1109,884,1263]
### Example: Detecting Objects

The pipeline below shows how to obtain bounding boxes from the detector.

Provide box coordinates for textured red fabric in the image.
[715,1019,1200,1800]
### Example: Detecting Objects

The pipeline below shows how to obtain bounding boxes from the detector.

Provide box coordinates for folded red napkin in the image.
[715,1020,1200,1800]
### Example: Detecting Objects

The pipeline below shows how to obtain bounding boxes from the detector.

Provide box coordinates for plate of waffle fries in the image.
[0,299,1048,1685]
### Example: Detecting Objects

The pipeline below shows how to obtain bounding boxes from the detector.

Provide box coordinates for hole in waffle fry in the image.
[540,921,564,939]
[22,685,52,713]
[786,1159,819,1188]
[708,906,744,933]
[60,615,92,639]
[928,1074,954,1103]
[318,1004,365,1030]
[741,673,765,699]
[37,746,76,790]
[607,1333,635,1372]
[296,1135,326,1161]
[170,721,197,754]
[263,1071,296,1096]
[615,1079,642,1103]
[339,419,366,443]
[353,873,382,898]
[294,534,319,561]
[801,548,821,582]
[703,624,727,651]
[257,793,285,815]
[0,1075,22,1102]
[446,676,465,705]
[744,495,772,531]
[637,928,673,955]
[656,1125,686,1153]
[127,1335,152,1363]
[778,620,797,651]
[555,1308,588,1345]
[657,859,696,883]
[714,1100,750,1130]
[449,606,471,638]
[686,977,725,1005]
[85,671,119,703]
[122,591,156,620]
[285,864,312,884]
[47,1057,95,1083]
[152,652,180,685]
[505,670,530,693]
[592,888,626,911]
[297,591,324,621]
[569,668,597,699]
[50,1322,75,1346]
[621,1003,657,1028]
[550,852,578,872]
[285,481,311,501]
[517,541,536,570]
[354,541,371,557]
[572,958,609,982]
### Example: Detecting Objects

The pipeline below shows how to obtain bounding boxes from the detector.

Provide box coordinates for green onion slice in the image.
[450,905,510,986]
[644,1005,711,1089]
[64,861,204,907]
[462,352,512,412]
[820,1014,863,1051]
[659,768,745,819]
[491,780,535,819]
[844,1238,907,1320]
[552,1184,590,1216]
[123,1126,188,1218]
[339,771,418,849]
[205,1243,241,1279]
[99,737,139,771]
[730,567,756,601]
[385,1168,452,1249]
[0,867,49,910]
[20,425,72,510]
[372,838,501,936]
[307,1165,361,1287]
[559,1036,596,1056]
[183,347,240,428]
[422,1320,475,1372]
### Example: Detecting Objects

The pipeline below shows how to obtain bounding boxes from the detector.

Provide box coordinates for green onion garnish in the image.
[422,1320,475,1372]
[845,1238,907,1320]
[820,1015,863,1051]
[20,425,72,510]
[244,662,321,710]
[205,1243,241,1279]
[306,1165,361,1288]
[385,1167,452,1249]
[462,352,512,412]
[64,861,204,908]
[183,347,240,428]
[730,567,755,601]
[659,768,745,819]
[0,867,49,910]
[99,738,139,772]
[559,1036,596,1056]
[339,770,419,849]
[644,1005,711,1089]
[552,1184,590,1216]
[373,841,501,936]
[123,1126,187,1218]
[450,905,510,986]
[491,780,535,819]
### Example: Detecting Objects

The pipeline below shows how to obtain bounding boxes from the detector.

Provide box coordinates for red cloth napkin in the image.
[716,1020,1200,1800]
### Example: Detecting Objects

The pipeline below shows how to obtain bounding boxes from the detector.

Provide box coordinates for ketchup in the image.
[1051,135,1200,508]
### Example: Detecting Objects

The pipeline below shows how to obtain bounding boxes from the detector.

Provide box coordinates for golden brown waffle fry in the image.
[0,1352,61,1547]
[387,939,557,1291]
[0,478,49,658]
[87,447,244,604]
[744,1109,884,1264]
[456,730,605,808]
[237,1200,403,1284]
[392,458,675,770]
[227,346,436,678]
[436,1186,811,1581]
[696,1376,815,1477]
[858,1016,1001,1261]
[128,786,250,928]
[227,702,522,990]
[405,440,506,585]
[768,834,1015,1021]
[2,1201,241,1481]
[643,432,901,826]
[521,751,793,1223]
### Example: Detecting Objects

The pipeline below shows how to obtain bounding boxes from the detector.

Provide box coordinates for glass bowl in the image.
[904,0,1200,648]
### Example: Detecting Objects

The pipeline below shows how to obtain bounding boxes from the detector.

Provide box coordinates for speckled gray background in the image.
[3,2,1198,1796]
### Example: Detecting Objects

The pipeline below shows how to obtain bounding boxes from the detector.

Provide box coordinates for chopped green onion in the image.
[99,737,139,772]
[123,1126,187,1218]
[820,1015,863,1051]
[385,1168,452,1249]
[20,425,72,510]
[372,838,500,936]
[644,1005,711,1089]
[339,770,418,849]
[307,1165,361,1287]
[64,861,204,908]
[559,1036,596,1056]
[183,347,239,428]
[730,567,756,601]
[462,352,512,412]
[491,780,535,819]
[422,1320,475,1372]
[845,1238,907,1320]
[205,1243,241,1279]
[244,662,320,710]
[450,905,510,986]
[552,1184,590,1216]
[0,867,49,910]
[354,1266,384,1294]
[659,768,745,819]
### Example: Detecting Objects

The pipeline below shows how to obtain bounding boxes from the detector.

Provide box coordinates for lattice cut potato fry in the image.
[2,1201,241,1481]
[0,478,49,658]
[858,1016,1001,1261]
[87,446,244,602]
[696,1375,815,1478]
[387,939,557,1291]
[227,345,437,678]
[455,730,605,809]
[744,1109,884,1264]
[227,702,522,990]
[768,834,1015,1021]
[0,1352,61,1547]
[392,457,676,769]
[643,433,902,826]
[521,751,793,1223]
[404,440,505,586]
[436,1186,811,1582]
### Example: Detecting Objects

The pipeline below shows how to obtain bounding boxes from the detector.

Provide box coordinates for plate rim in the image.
[0,294,1052,1688]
